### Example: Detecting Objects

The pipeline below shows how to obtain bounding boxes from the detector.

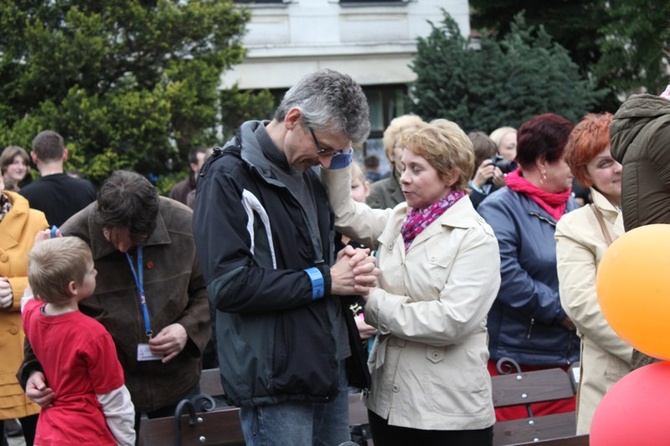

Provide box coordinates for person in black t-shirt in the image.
[19,131,96,226]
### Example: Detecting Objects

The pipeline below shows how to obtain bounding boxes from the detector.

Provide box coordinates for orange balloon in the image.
[596,224,670,360]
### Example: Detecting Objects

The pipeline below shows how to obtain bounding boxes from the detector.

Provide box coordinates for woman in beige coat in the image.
[0,174,48,445]
[323,121,500,445]
[556,113,631,435]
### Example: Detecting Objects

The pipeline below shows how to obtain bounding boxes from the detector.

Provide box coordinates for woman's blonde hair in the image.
[401,120,474,191]
[351,161,367,185]
[382,115,424,162]
[489,126,517,149]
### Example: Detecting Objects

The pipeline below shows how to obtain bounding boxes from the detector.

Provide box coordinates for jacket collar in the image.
[0,191,29,250]
[591,187,619,213]
[236,120,274,179]
[88,199,172,260]
[590,187,624,228]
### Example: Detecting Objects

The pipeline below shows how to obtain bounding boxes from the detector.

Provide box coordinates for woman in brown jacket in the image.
[0,174,48,446]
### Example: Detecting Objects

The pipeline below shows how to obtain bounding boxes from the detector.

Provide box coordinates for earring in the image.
[540,172,547,184]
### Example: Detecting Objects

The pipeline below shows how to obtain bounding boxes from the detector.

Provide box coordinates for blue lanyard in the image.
[125,246,152,338]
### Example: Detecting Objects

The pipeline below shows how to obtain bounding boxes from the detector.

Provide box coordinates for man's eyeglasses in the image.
[307,126,343,157]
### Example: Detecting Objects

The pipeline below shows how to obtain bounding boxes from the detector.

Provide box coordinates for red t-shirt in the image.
[23,299,126,445]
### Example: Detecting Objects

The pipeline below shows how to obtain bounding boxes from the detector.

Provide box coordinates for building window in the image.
[340,0,406,3]
[234,0,284,3]
[364,84,410,138]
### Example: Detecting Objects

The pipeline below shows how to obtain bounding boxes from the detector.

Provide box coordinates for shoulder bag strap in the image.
[590,203,614,246]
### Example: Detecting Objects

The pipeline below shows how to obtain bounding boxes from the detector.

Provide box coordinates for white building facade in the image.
[222,0,470,157]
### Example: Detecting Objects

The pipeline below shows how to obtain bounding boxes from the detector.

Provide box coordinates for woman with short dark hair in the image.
[478,113,581,420]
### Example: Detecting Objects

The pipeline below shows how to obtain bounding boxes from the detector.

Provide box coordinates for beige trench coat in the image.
[322,166,500,431]
[555,188,632,434]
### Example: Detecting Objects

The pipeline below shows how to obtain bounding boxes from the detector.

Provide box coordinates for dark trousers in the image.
[368,410,493,446]
[1,415,38,446]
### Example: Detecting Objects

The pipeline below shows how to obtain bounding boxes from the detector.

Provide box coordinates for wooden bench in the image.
[138,369,243,446]
[139,368,373,446]
[491,358,581,446]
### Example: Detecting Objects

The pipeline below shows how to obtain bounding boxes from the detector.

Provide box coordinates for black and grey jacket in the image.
[192,120,369,407]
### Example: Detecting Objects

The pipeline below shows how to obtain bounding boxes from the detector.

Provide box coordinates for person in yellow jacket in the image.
[0,173,48,446]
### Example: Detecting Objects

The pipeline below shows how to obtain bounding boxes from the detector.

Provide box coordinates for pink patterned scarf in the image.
[505,169,571,221]
[400,190,466,251]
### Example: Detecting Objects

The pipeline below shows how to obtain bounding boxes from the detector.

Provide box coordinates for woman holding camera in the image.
[477,113,581,420]
[468,132,519,209]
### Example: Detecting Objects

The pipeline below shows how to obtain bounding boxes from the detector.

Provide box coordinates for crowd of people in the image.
[0,68,666,446]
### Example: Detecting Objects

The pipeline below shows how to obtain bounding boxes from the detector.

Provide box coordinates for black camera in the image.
[486,155,518,185]
[490,155,517,174]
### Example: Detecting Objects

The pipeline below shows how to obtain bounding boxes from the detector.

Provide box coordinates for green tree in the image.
[220,85,277,140]
[594,1,670,97]
[410,12,603,132]
[0,0,253,185]
[469,0,670,108]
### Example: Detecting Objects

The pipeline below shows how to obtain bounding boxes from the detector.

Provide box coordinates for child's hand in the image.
[33,226,61,246]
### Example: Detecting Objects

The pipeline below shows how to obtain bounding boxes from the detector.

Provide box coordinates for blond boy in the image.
[22,237,135,446]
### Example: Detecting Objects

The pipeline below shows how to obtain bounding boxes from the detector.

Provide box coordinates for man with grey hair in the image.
[192,69,377,445]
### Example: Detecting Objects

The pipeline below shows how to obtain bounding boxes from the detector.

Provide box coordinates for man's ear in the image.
[30,151,39,165]
[62,148,69,162]
[284,107,303,130]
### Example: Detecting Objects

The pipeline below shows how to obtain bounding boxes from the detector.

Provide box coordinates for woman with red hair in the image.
[555,113,630,434]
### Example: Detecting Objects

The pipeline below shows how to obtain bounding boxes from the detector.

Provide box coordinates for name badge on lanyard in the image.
[126,246,162,361]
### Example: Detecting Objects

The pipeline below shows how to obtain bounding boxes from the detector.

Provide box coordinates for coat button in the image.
[9,326,18,335]
[0,252,8,263]
[392,385,399,393]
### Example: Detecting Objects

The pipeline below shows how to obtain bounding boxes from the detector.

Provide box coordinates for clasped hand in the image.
[330,245,380,298]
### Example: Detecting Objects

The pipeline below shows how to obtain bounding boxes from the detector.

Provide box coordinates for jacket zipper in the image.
[526,318,535,339]
[528,211,557,227]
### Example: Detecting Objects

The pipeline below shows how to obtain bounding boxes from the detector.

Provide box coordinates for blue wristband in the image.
[328,151,353,170]
[304,267,325,300]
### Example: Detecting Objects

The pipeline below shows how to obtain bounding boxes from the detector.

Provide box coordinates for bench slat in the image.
[493,412,577,445]
[506,434,589,446]
[492,368,575,407]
